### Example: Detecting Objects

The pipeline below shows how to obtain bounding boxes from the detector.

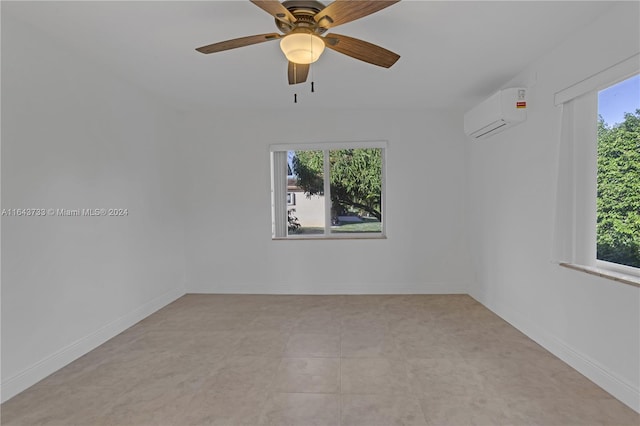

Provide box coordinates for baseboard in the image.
[469,291,640,413]
[0,286,185,403]
[186,281,471,295]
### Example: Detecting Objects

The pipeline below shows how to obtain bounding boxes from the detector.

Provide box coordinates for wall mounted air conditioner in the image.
[464,87,527,139]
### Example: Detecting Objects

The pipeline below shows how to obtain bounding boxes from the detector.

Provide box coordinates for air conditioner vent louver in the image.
[464,88,527,140]
[469,119,508,139]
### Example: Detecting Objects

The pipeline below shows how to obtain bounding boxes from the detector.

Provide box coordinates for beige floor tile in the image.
[40,349,180,392]
[257,301,304,316]
[341,394,428,426]
[1,385,124,426]
[407,358,486,399]
[3,295,637,426]
[341,330,403,358]
[396,333,462,359]
[259,392,340,426]
[231,331,289,357]
[504,397,640,425]
[341,311,390,331]
[469,357,562,400]
[90,386,195,426]
[245,313,299,332]
[126,329,241,356]
[293,313,343,334]
[387,316,435,335]
[451,331,553,360]
[181,389,269,426]
[293,295,347,311]
[273,357,340,393]
[132,351,225,391]
[342,295,388,309]
[36,349,124,389]
[202,356,280,394]
[285,333,340,357]
[420,396,512,426]
[464,318,533,342]
[341,358,412,395]
[138,309,258,331]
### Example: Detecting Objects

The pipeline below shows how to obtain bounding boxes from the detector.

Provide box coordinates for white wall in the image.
[466,3,639,411]
[180,108,474,294]
[1,16,186,401]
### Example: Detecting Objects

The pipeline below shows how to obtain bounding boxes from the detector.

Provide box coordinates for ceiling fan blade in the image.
[324,33,400,68]
[288,62,310,85]
[250,0,296,25]
[196,33,281,54]
[314,0,399,29]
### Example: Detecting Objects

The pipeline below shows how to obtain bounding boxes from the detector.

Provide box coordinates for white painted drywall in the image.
[465,3,639,411]
[1,16,186,401]
[179,107,474,294]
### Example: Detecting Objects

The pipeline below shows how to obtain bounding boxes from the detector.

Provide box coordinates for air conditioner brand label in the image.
[516,101,527,109]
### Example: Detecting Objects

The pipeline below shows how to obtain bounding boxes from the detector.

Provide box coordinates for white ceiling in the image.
[3,1,613,111]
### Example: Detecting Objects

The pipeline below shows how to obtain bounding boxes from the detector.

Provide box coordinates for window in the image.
[271,142,386,239]
[596,74,640,271]
[553,54,639,284]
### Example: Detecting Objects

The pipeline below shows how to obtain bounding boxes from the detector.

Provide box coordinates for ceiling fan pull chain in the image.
[310,61,316,93]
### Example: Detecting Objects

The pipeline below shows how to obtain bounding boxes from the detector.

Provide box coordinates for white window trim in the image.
[270,140,388,152]
[270,141,387,240]
[554,53,639,105]
[552,53,640,286]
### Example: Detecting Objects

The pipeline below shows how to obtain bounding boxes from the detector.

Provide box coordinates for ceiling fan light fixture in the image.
[280,32,325,64]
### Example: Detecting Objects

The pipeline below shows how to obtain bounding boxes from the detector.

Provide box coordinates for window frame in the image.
[553,55,640,285]
[270,141,387,240]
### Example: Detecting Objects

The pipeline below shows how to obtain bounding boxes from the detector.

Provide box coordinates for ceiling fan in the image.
[196,0,401,85]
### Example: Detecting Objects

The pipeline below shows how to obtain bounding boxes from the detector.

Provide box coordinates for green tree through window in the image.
[596,109,640,268]
[292,148,382,221]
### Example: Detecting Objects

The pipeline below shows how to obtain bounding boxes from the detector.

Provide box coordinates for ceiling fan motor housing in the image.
[276,0,328,34]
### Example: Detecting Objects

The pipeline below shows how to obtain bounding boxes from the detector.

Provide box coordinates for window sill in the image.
[560,263,640,288]
[273,235,387,241]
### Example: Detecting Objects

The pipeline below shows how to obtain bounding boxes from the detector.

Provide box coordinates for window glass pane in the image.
[288,150,325,235]
[329,148,383,235]
[596,74,640,268]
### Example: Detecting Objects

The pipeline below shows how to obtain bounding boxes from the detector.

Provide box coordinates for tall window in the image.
[552,54,639,283]
[271,142,386,239]
[597,74,640,269]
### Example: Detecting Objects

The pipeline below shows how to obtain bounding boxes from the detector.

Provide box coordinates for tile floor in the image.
[1,294,638,425]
